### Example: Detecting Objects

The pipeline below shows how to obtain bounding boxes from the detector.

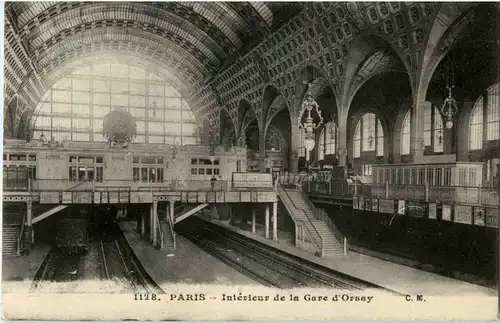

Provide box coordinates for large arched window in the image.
[265,128,283,152]
[32,63,200,145]
[353,113,384,158]
[423,103,444,153]
[318,121,337,161]
[401,110,411,155]
[470,83,500,150]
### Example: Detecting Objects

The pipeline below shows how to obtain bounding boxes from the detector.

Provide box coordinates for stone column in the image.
[272,201,278,241]
[141,210,146,236]
[169,201,175,224]
[151,201,158,246]
[259,134,267,173]
[265,204,270,239]
[411,98,427,162]
[25,200,33,249]
[252,207,256,234]
[337,110,348,167]
[289,108,300,173]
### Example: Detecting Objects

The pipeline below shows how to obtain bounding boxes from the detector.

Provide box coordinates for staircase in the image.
[3,225,21,256]
[279,186,345,257]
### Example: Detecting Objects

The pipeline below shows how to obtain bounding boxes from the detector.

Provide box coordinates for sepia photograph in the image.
[2,1,499,321]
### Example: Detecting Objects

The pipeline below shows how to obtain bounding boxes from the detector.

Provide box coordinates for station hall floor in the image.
[2,218,496,297]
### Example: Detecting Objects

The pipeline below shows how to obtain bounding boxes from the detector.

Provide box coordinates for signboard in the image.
[197,192,207,203]
[256,192,277,203]
[398,200,406,215]
[232,173,273,188]
[485,208,498,228]
[358,197,364,211]
[73,192,92,204]
[454,205,472,224]
[119,192,129,203]
[364,198,372,211]
[62,192,72,204]
[473,206,485,226]
[428,203,437,219]
[109,192,119,204]
[371,199,379,212]
[40,192,60,204]
[442,204,452,221]
[352,197,359,210]
[101,192,109,204]
[407,201,428,218]
[93,192,101,204]
[378,199,394,214]
[130,192,153,203]
[240,192,251,202]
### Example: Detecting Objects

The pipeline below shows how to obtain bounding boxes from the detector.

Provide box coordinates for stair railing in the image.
[278,185,324,256]
[296,185,348,255]
[155,213,164,249]
[17,214,26,256]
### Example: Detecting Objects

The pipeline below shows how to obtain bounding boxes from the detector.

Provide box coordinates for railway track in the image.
[178,217,400,293]
[32,225,164,295]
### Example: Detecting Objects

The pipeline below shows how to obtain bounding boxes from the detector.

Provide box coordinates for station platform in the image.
[118,220,259,290]
[197,215,497,296]
[2,243,51,293]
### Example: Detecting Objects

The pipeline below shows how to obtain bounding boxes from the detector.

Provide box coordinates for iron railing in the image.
[278,185,323,256]
[296,185,347,254]
[17,214,26,256]
[304,180,499,207]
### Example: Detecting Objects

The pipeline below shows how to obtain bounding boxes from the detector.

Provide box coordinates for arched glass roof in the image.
[32,62,200,145]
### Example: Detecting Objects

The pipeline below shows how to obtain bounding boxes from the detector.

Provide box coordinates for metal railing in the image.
[304,180,499,207]
[17,214,26,256]
[26,179,231,192]
[155,213,164,250]
[296,186,347,254]
[278,185,323,256]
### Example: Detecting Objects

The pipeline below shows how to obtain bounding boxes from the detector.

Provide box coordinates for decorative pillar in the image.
[25,200,33,249]
[151,201,158,246]
[141,211,146,236]
[252,207,256,234]
[169,201,175,225]
[265,204,270,239]
[259,134,267,173]
[337,110,348,167]
[411,98,427,162]
[272,202,278,241]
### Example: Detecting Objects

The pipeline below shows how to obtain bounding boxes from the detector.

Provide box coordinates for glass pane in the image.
[111,81,129,93]
[111,94,129,106]
[93,105,110,118]
[53,90,71,103]
[72,78,90,91]
[130,108,146,119]
[148,122,164,134]
[130,82,146,95]
[166,98,182,110]
[93,64,110,77]
[130,95,146,107]
[72,91,91,104]
[93,80,110,92]
[148,84,164,96]
[72,104,91,117]
[94,92,110,105]
[165,110,182,121]
[53,78,72,90]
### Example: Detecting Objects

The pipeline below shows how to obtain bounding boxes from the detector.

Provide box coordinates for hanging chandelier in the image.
[440,54,458,129]
[440,85,458,129]
[208,128,216,163]
[298,82,324,159]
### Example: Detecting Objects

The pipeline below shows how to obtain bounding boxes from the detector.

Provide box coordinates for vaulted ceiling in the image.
[4,1,302,115]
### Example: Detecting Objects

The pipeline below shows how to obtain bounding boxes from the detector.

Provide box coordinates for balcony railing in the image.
[304,180,499,207]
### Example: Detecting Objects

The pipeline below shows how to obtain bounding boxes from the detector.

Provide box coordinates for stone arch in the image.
[237,98,257,137]
[391,96,414,161]
[340,31,411,119]
[261,84,282,125]
[219,107,236,146]
[418,4,478,99]
[264,94,289,138]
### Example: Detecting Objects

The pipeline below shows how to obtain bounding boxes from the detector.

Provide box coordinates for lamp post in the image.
[298,82,324,170]
[208,129,215,164]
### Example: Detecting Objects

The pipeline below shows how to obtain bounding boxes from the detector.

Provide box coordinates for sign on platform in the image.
[397,200,405,215]
[256,192,277,203]
[485,207,498,228]
[473,206,485,226]
[378,199,393,214]
[371,199,379,212]
[240,192,251,202]
[441,204,452,221]
[40,192,60,204]
[352,197,358,210]
[358,197,364,210]
[62,192,72,204]
[428,203,437,219]
[73,192,92,204]
[454,205,472,224]
[93,192,101,204]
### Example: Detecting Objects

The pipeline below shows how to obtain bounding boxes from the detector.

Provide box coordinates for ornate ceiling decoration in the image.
[5,1,302,114]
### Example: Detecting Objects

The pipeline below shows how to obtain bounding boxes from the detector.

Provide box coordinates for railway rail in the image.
[31,224,164,295]
[178,217,401,293]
